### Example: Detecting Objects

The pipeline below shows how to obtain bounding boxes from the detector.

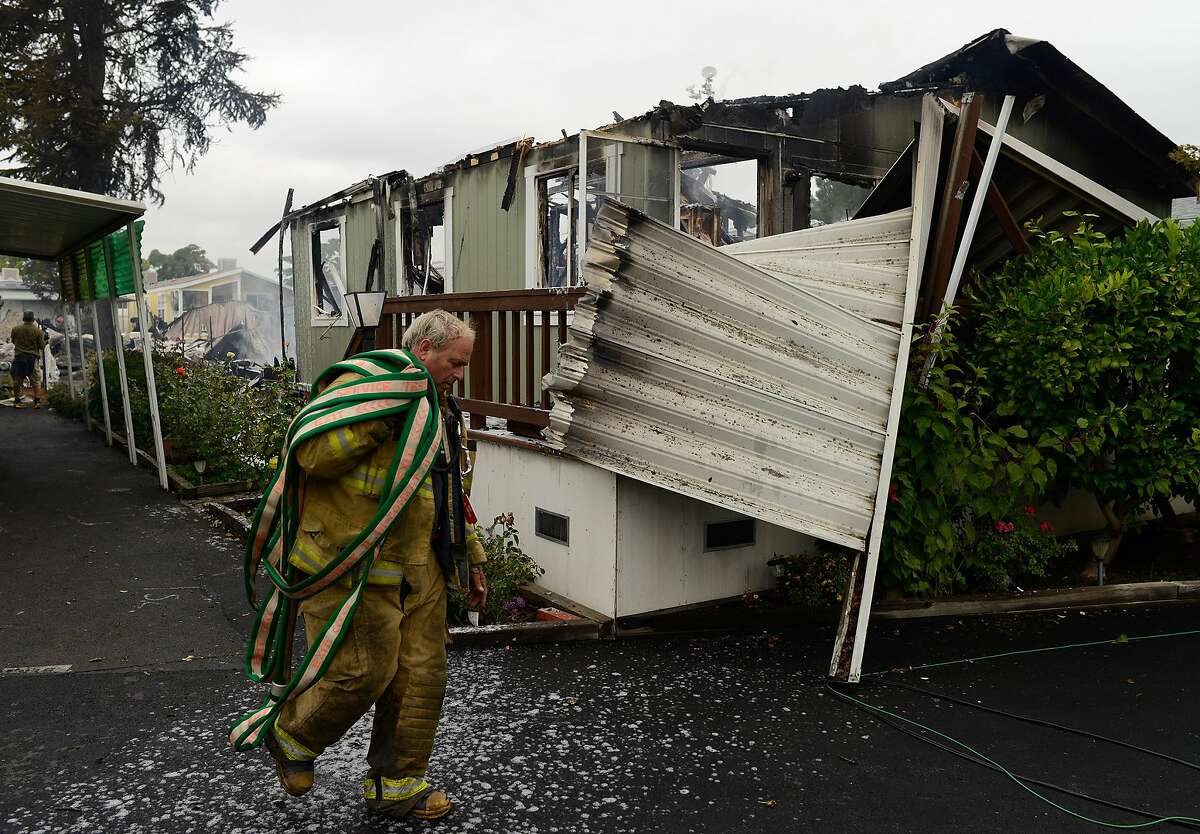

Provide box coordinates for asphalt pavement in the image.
[2,409,1199,833]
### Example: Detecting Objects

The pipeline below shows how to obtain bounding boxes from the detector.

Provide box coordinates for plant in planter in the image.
[448,513,545,626]
[769,547,855,610]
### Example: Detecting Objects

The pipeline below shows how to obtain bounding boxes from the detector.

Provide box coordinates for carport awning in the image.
[0,175,145,261]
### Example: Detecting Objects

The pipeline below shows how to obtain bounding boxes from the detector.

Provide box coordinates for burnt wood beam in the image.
[970,148,1030,257]
[920,93,982,322]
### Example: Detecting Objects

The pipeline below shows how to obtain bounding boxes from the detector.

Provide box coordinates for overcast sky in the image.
[141,0,1200,276]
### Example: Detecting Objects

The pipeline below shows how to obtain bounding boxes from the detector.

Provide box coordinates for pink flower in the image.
[1040,521,1054,534]
[995,521,1015,534]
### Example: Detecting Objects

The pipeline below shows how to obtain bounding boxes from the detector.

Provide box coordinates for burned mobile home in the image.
[257,30,1196,677]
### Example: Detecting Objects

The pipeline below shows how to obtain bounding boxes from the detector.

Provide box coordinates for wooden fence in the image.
[345,287,586,435]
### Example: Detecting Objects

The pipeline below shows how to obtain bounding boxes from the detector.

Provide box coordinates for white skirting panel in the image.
[614,475,814,618]
[470,439,619,618]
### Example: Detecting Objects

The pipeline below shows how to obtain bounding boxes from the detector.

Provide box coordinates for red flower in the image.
[1025,505,1037,517]
[995,521,1015,533]
[175,366,186,376]
[888,484,899,503]
[1040,521,1054,534]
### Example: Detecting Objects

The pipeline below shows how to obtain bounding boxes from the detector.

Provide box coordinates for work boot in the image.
[364,775,452,820]
[264,730,314,797]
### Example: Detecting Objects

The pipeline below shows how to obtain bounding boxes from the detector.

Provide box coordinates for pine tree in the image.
[0,0,279,202]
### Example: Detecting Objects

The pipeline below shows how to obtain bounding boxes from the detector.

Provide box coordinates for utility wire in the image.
[856,694,1200,831]
[867,629,1200,676]
[827,684,1200,830]
[878,679,1200,774]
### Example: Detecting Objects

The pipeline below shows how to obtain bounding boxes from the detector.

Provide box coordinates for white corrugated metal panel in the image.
[544,200,910,551]
[722,209,914,323]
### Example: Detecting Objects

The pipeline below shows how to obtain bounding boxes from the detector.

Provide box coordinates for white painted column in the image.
[90,301,113,445]
[75,302,92,432]
[103,241,137,465]
[128,222,169,490]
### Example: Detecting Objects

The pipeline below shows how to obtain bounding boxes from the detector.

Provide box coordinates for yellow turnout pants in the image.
[274,558,448,781]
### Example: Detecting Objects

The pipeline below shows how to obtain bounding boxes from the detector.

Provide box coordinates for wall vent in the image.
[535,507,570,546]
[704,518,756,551]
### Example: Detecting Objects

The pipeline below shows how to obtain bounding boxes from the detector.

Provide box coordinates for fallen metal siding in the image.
[722,209,914,323]
[545,200,910,550]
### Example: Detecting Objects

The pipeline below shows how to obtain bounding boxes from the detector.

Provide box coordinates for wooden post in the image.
[786,170,812,232]
[497,311,508,404]
[468,311,491,430]
[970,148,1029,256]
[510,310,521,405]
[756,141,785,238]
[524,309,535,407]
[540,311,552,409]
[920,92,982,322]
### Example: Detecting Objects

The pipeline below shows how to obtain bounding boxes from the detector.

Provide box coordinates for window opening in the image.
[310,221,345,317]
[680,155,757,246]
[538,170,577,288]
[211,282,235,303]
[181,289,208,311]
[407,202,446,294]
[810,176,872,226]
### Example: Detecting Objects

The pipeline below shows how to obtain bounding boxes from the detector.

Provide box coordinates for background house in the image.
[121,257,294,362]
[0,267,60,324]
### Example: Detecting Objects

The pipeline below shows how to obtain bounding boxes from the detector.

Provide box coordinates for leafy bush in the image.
[965,218,1200,534]
[965,515,1074,594]
[47,382,85,418]
[448,513,545,625]
[882,324,1058,595]
[157,356,301,485]
[85,348,303,487]
[770,546,854,609]
[882,218,1200,595]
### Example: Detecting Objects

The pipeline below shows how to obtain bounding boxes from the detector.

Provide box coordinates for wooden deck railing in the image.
[344,287,586,435]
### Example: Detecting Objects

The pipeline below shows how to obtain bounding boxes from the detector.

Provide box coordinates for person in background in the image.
[9,311,47,409]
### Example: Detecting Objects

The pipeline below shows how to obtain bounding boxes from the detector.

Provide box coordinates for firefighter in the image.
[265,310,487,821]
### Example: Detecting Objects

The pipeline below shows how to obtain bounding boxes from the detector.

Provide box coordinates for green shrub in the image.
[965,217,1200,536]
[85,348,303,488]
[47,382,85,418]
[771,546,854,609]
[882,218,1200,595]
[448,513,545,625]
[882,324,1056,595]
[157,356,301,486]
[964,515,1075,594]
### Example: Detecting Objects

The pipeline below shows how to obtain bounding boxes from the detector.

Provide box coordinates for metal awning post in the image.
[89,300,113,445]
[103,237,137,465]
[830,94,946,682]
[128,222,168,489]
[75,302,92,431]
[61,272,76,398]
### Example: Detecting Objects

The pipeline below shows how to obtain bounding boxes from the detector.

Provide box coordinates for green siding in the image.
[450,161,525,293]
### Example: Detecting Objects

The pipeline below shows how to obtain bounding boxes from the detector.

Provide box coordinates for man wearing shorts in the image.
[10,311,47,409]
